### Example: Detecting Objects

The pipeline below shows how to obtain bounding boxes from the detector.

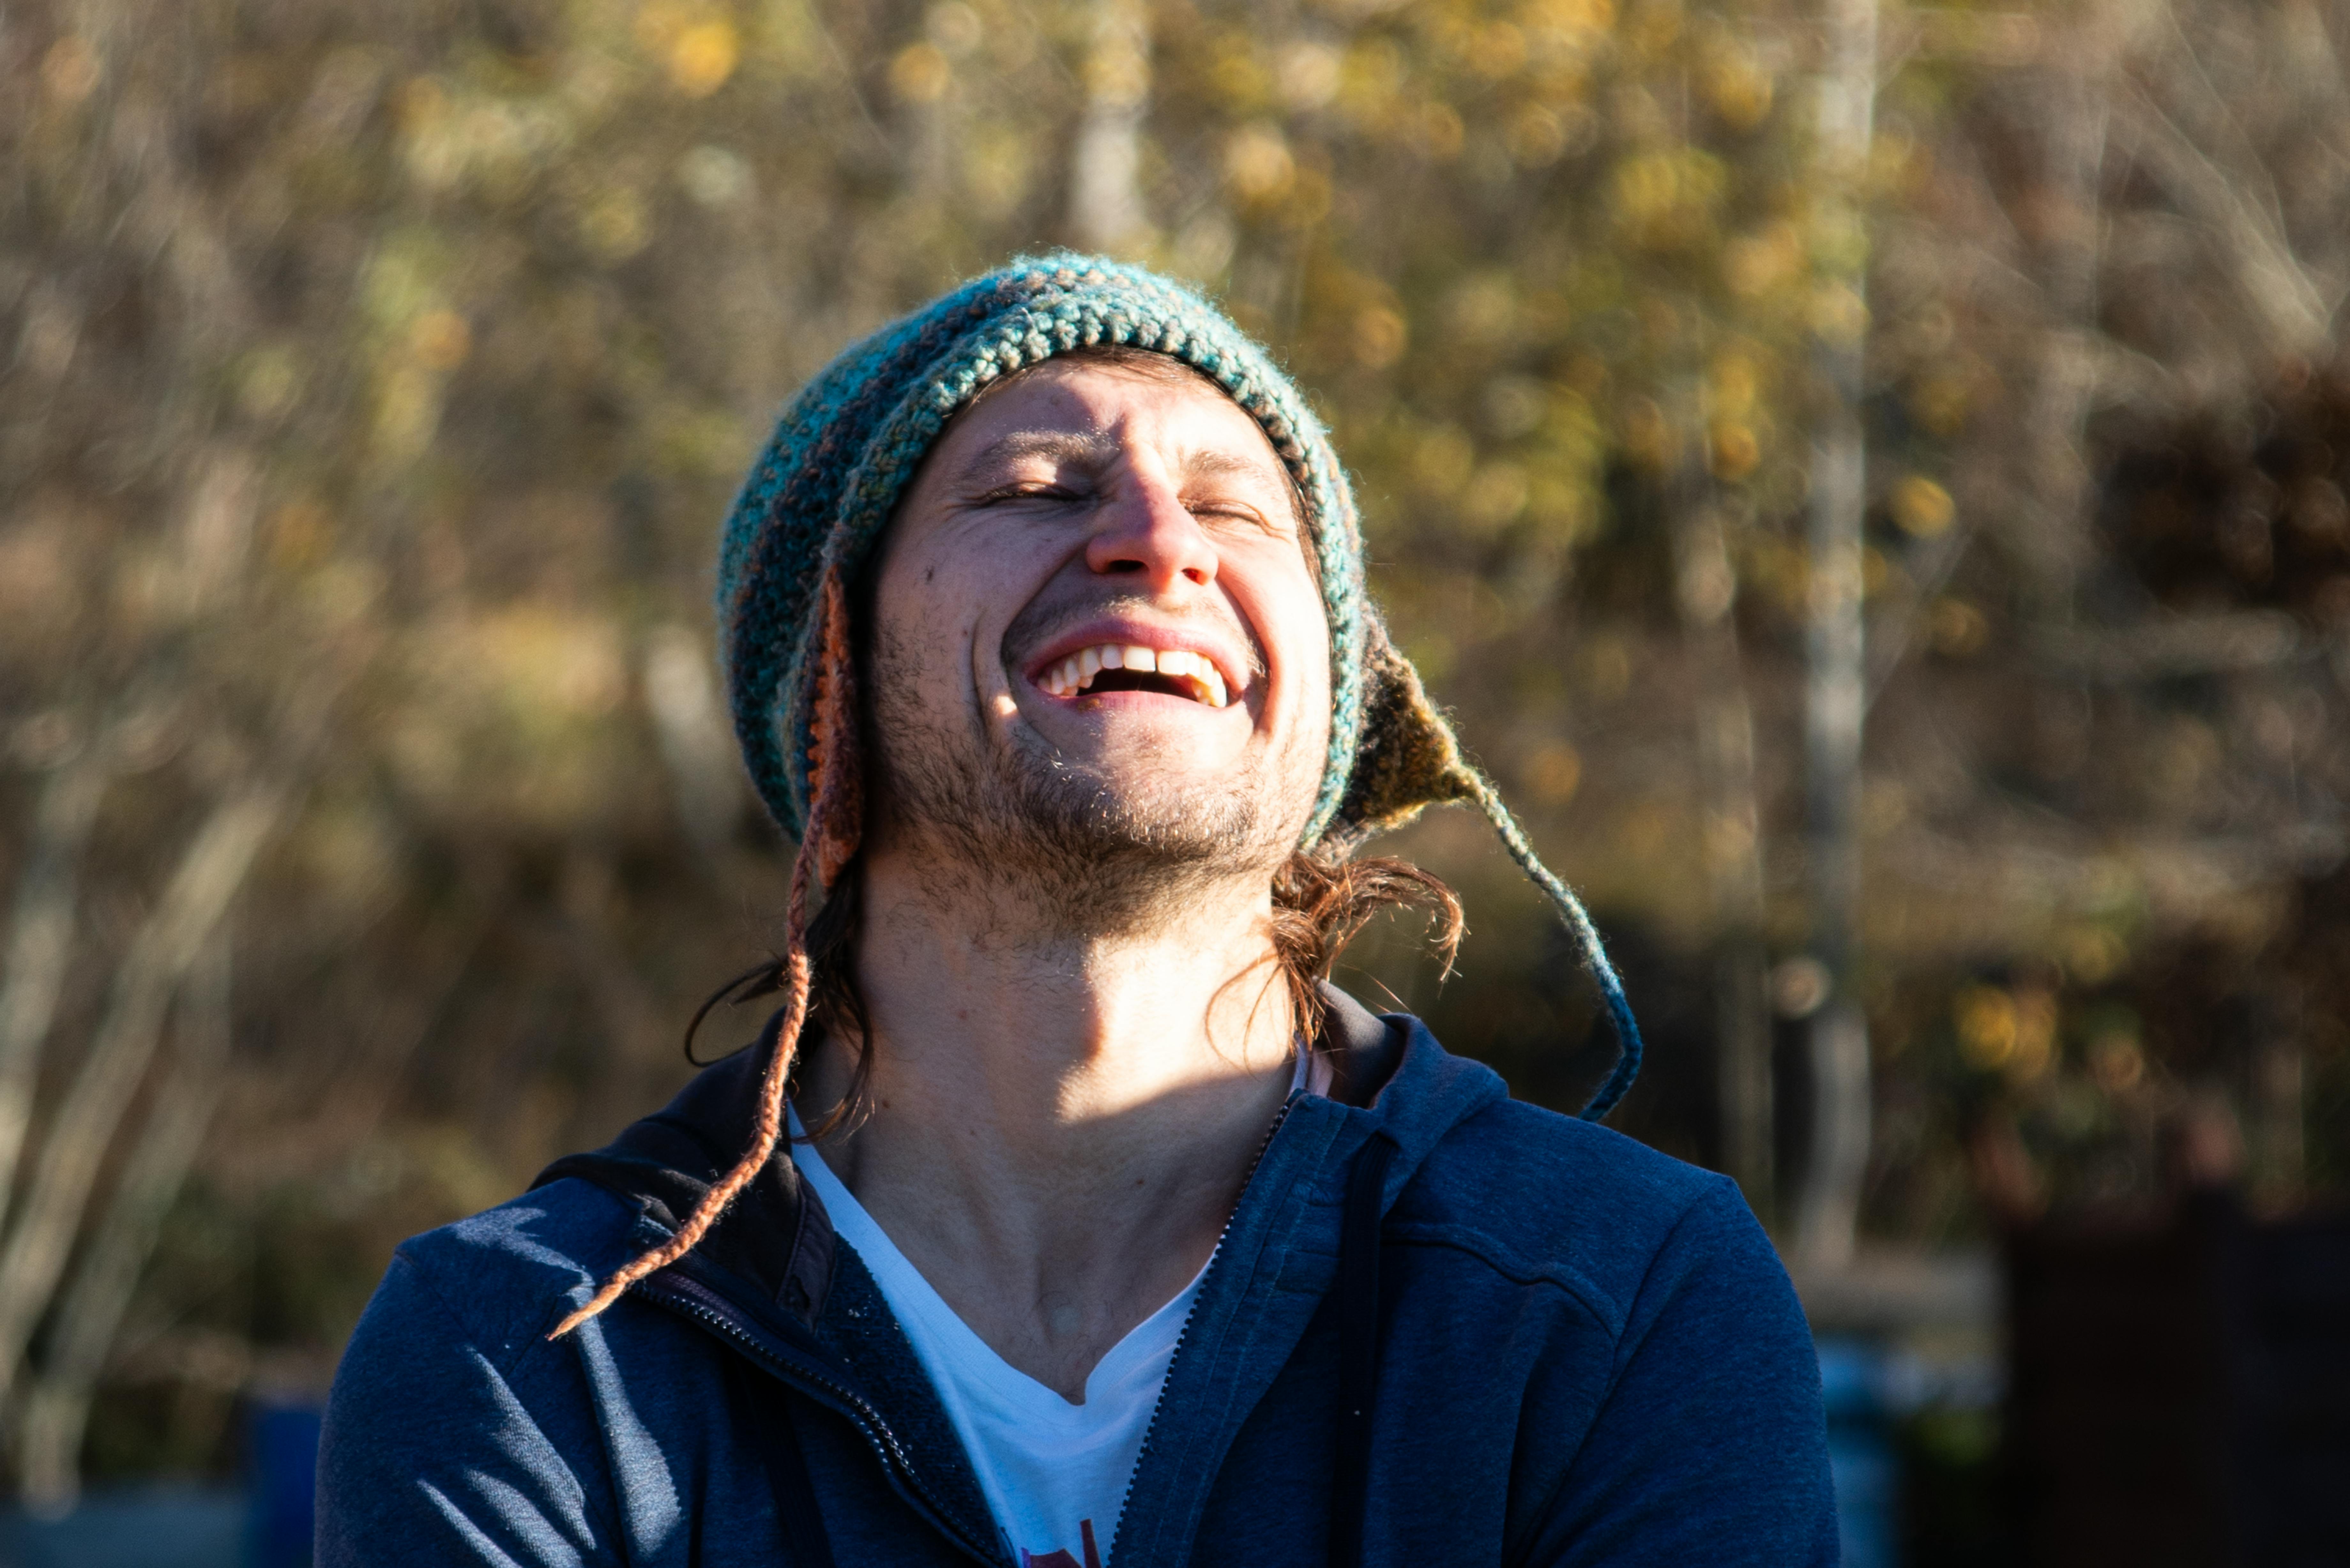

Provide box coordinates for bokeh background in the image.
[4,0,2348,1559]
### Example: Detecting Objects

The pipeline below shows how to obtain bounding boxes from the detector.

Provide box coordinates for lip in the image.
[1019,618,1253,703]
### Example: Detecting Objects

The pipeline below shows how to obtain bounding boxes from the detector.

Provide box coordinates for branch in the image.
[2034,611,2303,680]
[2110,83,2336,358]
[15,931,232,1511]
[0,751,113,1224]
[0,782,287,1416]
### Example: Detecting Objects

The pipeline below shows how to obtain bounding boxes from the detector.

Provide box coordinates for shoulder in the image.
[354,1177,653,1377]
[1393,1085,1779,1341]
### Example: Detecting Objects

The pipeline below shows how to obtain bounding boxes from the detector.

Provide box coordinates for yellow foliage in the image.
[1709,421,1759,480]
[1352,306,1408,370]
[1520,0,1616,41]
[1709,351,1758,417]
[1928,597,1989,656]
[670,20,741,97]
[1611,148,1726,250]
[1702,52,1772,131]
[1619,396,1669,471]
[579,184,650,260]
[1507,104,1570,167]
[1467,23,1530,79]
[1955,984,2017,1068]
[1277,41,1342,111]
[1463,462,1531,531]
[40,36,102,105]
[889,41,951,103]
[1223,124,1294,203]
[1957,984,2058,1083]
[1723,222,1803,298]
[409,309,473,372]
[2063,927,2127,986]
[1416,101,1466,161]
[1808,283,1869,345]
[1908,371,1974,435]
[1890,474,1955,537]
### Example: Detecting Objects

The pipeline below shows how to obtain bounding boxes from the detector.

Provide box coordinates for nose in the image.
[1083,474,1218,593]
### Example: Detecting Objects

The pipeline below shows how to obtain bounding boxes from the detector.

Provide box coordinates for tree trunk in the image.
[1793,0,1879,1271]
[1067,0,1152,255]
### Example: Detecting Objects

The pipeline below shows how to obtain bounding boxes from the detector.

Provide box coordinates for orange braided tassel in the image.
[549,569,865,1340]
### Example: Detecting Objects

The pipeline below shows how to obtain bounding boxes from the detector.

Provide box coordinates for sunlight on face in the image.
[865,356,1332,896]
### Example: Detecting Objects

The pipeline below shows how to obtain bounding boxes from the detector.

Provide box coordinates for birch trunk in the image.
[1793,0,1879,1271]
[1068,0,1151,255]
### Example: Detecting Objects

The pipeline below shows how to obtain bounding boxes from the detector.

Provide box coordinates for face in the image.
[865,357,1332,910]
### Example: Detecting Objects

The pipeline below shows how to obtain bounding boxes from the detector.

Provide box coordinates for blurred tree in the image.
[3,0,2349,1499]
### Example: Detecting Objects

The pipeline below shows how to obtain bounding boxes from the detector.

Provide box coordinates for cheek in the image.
[1255,573,1332,723]
[872,540,1019,699]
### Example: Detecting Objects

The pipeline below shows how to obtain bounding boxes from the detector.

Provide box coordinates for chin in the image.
[1011,762,1286,871]
[878,735,1307,919]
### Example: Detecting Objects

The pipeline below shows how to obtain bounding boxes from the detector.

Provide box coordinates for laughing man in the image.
[319,258,1836,1567]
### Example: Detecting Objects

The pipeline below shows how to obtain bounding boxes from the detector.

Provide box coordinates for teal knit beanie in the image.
[713,253,1642,1120]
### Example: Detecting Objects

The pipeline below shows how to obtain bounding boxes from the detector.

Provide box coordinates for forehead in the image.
[923,355,1293,482]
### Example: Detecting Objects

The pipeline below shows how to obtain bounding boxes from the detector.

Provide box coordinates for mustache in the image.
[997,591,1266,679]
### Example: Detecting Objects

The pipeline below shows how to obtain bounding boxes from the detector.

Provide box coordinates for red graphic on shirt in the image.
[1019,1518,1103,1568]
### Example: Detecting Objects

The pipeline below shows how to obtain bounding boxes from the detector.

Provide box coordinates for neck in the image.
[794,827,1299,1402]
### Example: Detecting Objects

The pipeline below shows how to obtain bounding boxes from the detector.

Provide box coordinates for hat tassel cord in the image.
[1466,776,1644,1121]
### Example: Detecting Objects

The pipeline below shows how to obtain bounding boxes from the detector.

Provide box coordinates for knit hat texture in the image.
[713,253,1641,1120]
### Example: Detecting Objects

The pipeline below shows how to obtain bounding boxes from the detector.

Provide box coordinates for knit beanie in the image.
[554,254,1641,1338]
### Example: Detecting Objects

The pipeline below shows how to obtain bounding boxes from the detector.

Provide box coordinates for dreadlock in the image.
[549,570,863,1340]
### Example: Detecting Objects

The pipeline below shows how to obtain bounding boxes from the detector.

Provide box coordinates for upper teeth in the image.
[1037,644,1232,707]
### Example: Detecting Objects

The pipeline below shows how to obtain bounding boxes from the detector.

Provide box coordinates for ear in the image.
[805,569,865,890]
[1323,618,1479,848]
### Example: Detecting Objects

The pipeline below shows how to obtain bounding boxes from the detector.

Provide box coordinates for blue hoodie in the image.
[317,988,1836,1566]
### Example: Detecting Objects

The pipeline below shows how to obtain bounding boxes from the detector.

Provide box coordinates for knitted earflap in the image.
[1328,619,1641,1120]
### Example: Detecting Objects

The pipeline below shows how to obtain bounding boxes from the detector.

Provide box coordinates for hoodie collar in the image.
[1106,1000,1509,1568]
[531,984,1510,1566]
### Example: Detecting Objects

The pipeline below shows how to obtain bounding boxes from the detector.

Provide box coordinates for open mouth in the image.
[1035,644,1232,708]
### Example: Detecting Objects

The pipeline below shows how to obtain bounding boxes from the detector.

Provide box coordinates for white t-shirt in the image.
[789,1108,1200,1566]
[784,1052,1329,1568]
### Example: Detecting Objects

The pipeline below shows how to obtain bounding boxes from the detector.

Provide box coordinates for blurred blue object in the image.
[0,1394,324,1568]
[1818,1336,1899,1568]
[246,1398,321,1568]
[0,1487,243,1568]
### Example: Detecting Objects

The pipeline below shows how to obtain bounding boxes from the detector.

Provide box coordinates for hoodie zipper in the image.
[1103,1089,1304,1563]
[637,1267,1010,1567]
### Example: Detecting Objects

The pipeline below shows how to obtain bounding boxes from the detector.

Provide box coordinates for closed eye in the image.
[971,481,1087,509]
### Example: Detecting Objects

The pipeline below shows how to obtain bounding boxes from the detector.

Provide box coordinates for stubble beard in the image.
[865,620,1314,936]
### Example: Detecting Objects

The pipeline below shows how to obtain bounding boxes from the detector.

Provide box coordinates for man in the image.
[319,258,1835,1566]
